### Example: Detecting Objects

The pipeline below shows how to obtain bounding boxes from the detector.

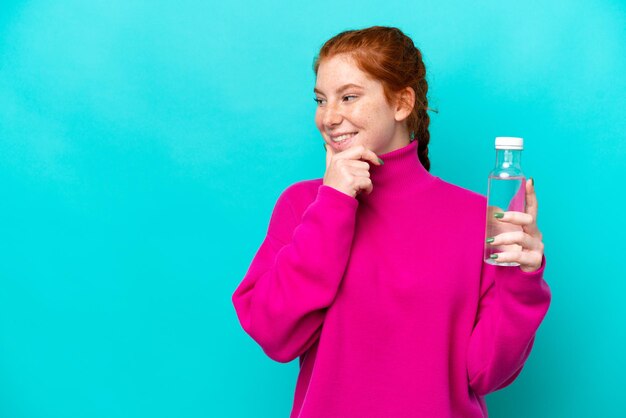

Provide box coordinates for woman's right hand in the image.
[323,143,383,198]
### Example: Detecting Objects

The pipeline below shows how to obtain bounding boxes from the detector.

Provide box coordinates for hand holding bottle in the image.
[323,143,384,198]
[485,178,544,272]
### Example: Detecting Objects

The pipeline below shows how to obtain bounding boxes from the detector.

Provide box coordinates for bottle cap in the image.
[495,137,523,150]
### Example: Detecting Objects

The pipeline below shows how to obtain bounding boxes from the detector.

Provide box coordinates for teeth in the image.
[332,132,357,143]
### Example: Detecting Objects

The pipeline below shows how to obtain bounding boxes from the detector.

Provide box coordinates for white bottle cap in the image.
[495,137,523,150]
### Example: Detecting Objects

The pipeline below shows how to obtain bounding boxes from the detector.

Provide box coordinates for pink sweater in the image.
[232,139,551,417]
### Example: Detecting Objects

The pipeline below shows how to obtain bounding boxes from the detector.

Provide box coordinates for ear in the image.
[393,86,415,122]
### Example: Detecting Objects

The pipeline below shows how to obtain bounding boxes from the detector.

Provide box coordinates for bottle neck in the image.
[494,148,523,170]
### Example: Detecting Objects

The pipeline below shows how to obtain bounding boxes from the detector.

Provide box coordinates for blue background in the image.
[1,1,625,417]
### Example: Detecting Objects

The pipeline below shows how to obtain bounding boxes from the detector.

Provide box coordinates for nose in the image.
[322,102,343,128]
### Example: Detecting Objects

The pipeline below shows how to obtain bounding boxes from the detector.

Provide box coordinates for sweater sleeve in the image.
[466,255,551,396]
[232,184,359,363]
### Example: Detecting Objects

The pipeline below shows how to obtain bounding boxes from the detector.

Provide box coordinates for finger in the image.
[487,205,505,217]
[488,250,543,272]
[348,165,371,176]
[524,178,540,235]
[325,142,335,170]
[343,160,371,170]
[486,230,539,251]
[494,210,533,227]
[358,176,374,195]
[342,145,383,167]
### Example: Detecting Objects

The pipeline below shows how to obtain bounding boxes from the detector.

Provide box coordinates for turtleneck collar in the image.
[357,139,438,202]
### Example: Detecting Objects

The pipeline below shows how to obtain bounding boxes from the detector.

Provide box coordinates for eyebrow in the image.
[313,83,364,95]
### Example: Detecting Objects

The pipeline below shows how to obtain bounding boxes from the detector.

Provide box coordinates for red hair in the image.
[313,26,433,171]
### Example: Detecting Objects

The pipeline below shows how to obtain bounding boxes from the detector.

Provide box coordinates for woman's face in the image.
[314,53,410,155]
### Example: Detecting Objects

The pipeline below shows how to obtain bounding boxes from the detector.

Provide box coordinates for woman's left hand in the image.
[488,178,544,272]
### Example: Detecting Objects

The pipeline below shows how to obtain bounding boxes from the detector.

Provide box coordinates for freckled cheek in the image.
[350,105,372,126]
[352,103,381,129]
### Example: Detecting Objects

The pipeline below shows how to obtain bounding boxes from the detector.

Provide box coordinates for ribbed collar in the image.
[357,139,438,202]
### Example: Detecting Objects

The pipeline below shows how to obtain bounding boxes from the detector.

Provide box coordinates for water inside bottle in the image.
[484,175,525,266]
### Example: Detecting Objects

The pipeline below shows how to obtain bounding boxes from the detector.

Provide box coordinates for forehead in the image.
[315,53,374,90]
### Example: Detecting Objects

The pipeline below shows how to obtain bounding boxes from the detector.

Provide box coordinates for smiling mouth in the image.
[331,132,358,143]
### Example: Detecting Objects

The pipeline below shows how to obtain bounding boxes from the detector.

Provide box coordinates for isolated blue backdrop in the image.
[1,1,625,417]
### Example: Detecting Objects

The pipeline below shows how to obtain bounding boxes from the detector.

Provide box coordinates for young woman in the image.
[232,26,551,418]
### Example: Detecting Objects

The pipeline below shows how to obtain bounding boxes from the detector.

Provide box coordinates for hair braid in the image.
[414,64,431,171]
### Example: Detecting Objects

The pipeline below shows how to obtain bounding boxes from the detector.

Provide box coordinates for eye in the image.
[343,95,358,102]
[313,97,326,106]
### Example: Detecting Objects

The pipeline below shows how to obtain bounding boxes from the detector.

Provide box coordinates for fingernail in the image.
[490,254,498,259]
[378,158,384,165]
[323,143,327,151]
[494,212,504,219]
[530,177,534,186]
[485,237,495,243]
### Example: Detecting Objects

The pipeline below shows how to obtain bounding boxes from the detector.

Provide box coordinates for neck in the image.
[357,139,436,202]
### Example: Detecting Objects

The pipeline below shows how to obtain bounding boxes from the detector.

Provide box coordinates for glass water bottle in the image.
[484,137,526,266]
